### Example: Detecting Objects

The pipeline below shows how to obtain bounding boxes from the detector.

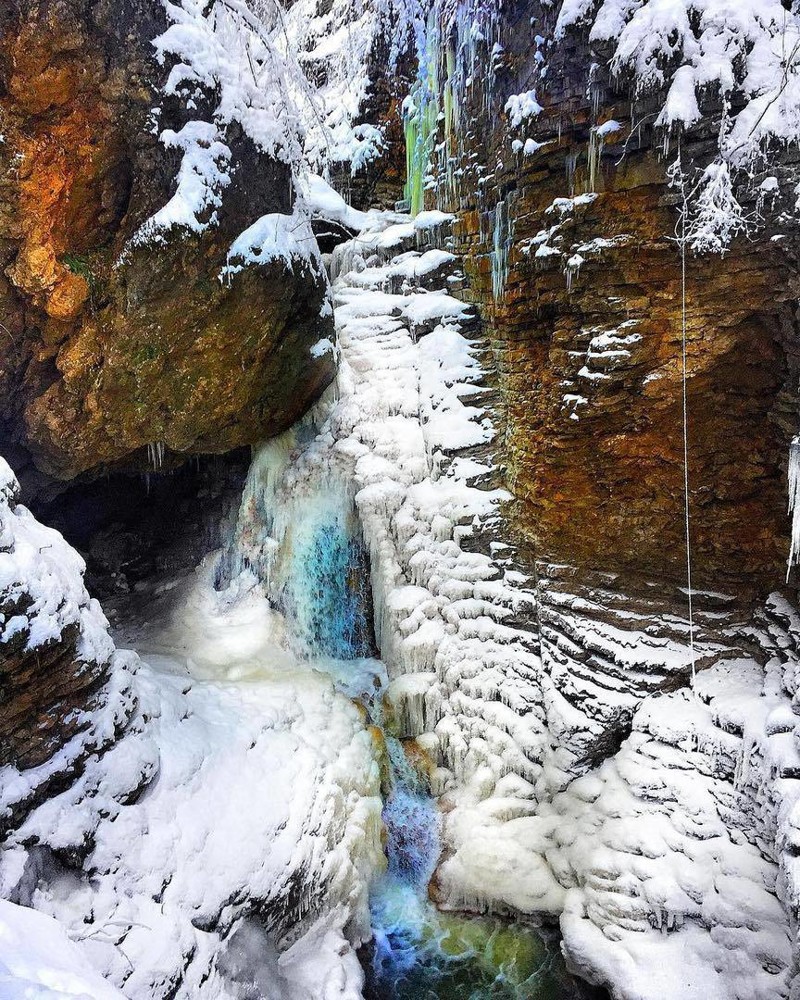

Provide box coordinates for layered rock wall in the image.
[0,457,142,836]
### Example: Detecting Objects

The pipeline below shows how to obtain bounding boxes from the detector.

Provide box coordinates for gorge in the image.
[3,0,800,998]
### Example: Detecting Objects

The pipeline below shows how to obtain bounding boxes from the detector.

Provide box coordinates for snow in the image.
[300,173,370,232]
[505,90,543,128]
[673,158,753,255]
[133,0,389,277]
[0,459,112,663]
[523,137,550,155]
[596,119,622,137]
[2,560,384,998]
[154,0,305,167]
[138,121,231,238]
[318,211,800,1000]
[221,204,324,280]
[0,900,125,999]
[278,0,421,174]
[413,210,456,231]
[0,444,385,999]
[311,336,336,358]
[0,457,139,830]
[556,0,800,174]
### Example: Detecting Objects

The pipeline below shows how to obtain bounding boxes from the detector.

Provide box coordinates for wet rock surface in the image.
[427,0,800,598]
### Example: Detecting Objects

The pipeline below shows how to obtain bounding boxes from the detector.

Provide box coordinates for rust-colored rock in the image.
[0,0,334,487]
[427,3,800,598]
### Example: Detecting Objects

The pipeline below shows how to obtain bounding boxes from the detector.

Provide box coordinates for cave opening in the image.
[30,449,251,604]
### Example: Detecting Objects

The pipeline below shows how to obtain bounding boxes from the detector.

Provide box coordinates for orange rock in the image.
[0,0,334,486]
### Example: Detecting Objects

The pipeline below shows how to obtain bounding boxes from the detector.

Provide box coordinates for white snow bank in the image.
[2,556,383,998]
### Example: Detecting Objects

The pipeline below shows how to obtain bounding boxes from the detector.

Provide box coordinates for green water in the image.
[364,870,603,1000]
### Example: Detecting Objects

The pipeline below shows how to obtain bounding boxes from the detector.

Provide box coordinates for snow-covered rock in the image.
[0,457,141,834]
[0,466,383,998]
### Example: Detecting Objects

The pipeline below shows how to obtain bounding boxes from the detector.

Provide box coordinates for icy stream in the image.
[107,408,599,998]
[365,730,588,1000]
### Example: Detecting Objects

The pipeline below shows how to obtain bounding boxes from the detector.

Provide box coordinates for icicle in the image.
[490,199,511,300]
[565,151,578,197]
[587,127,605,193]
[787,437,800,580]
[147,441,165,471]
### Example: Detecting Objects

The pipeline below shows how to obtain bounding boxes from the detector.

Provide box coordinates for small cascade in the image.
[205,214,605,1000]
[282,502,374,659]
[366,722,581,999]
[382,736,440,888]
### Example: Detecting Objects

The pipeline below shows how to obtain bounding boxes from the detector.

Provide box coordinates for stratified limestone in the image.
[0,457,143,836]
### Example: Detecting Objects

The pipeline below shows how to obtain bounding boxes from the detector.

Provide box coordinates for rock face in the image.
[422,1,800,598]
[320,4,800,994]
[0,0,334,487]
[0,457,141,835]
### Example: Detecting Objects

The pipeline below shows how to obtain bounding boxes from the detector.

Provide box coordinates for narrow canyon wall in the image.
[0,457,144,836]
